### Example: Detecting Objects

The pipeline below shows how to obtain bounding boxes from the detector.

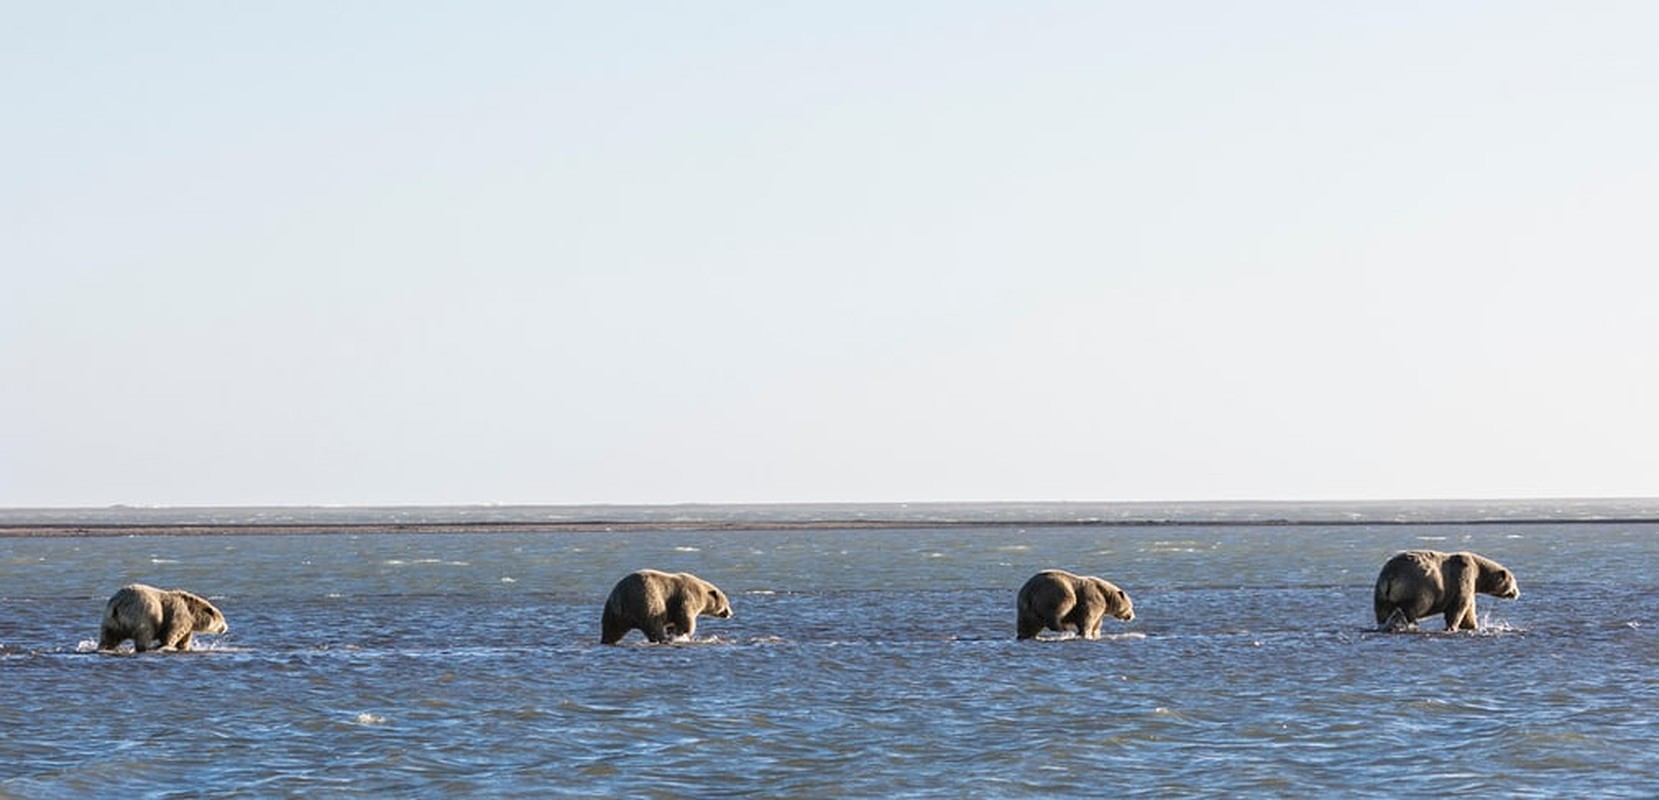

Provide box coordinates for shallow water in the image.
[3,521,1657,797]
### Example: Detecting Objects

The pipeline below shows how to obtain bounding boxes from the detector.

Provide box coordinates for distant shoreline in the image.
[6,514,1659,538]
[6,499,1659,538]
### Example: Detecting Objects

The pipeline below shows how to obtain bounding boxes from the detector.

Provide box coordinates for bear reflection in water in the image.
[1016,569,1135,640]
[1374,549,1520,632]
[600,569,734,645]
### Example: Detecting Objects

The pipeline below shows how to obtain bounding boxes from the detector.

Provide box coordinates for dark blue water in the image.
[2,511,1657,797]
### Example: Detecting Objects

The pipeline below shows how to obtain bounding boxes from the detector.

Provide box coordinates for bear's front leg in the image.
[159,615,194,651]
[641,620,672,643]
[1445,602,1478,631]
[671,610,697,641]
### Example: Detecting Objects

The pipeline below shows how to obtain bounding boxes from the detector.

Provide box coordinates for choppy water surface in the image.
[3,515,1657,797]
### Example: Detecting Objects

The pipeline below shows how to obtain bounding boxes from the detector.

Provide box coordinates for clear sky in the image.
[4,3,1656,507]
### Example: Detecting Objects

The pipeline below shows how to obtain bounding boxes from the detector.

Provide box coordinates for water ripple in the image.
[3,525,1659,796]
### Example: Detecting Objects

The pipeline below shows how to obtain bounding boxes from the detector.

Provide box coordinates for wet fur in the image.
[98,584,228,652]
[1017,569,1135,640]
[600,569,733,645]
[1374,550,1519,632]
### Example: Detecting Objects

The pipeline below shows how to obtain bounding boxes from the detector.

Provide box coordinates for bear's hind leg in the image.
[1017,614,1043,640]
[600,606,632,644]
[126,623,157,652]
[1374,597,1394,628]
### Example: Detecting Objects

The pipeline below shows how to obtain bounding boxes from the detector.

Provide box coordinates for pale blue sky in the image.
[4,3,1656,507]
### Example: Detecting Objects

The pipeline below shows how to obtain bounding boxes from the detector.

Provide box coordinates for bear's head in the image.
[1477,564,1520,600]
[1108,586,1135,622]
[702,585,733,619]
[177,591,230,634]
[1093,578,1135,621]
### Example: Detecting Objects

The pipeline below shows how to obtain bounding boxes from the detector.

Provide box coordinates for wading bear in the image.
[1373,550,1519,631]
[98,583,228,652]
[1017,569,1135,640]
[600,569,733,645]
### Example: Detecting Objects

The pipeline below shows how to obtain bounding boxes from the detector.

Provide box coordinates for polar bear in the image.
[1374,550,1519,631]
[1017,569,1135,640]
[98,584,228,652]
[600,570,732,645]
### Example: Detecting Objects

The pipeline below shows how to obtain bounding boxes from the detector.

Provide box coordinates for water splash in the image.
[1474,612,1523,634]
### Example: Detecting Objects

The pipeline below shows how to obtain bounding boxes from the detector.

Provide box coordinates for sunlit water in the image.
[3,515,1657,797]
